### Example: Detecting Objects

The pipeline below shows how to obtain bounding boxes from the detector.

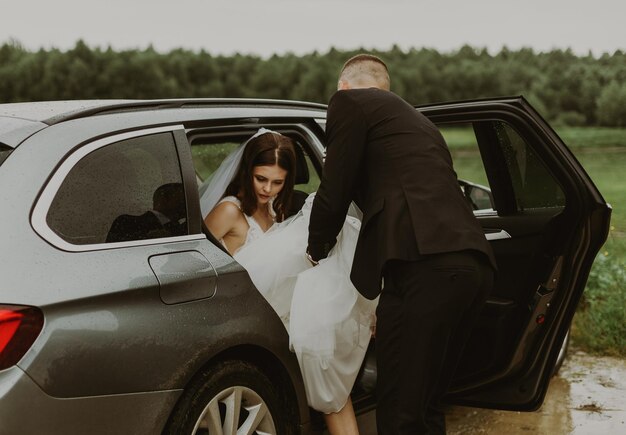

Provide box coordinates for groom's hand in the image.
[306,241,333,263]
[305,250,319,266]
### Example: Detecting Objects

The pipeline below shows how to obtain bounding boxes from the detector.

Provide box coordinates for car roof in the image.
[0,100,133,123]
[0,99,328,125]
[0,98,329,148]
[0,95,527,125]
[0,95,525,149]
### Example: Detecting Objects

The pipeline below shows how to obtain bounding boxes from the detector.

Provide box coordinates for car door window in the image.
[46,132,188,245]
[439,121,565,213]
[495,122,566,210]
[439,123,494,211]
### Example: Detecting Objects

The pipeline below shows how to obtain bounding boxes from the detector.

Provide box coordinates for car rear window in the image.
[0,144,11,167]
[46,132,188,245]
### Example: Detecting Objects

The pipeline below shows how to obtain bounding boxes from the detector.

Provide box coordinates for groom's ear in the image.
[338,80,351,90]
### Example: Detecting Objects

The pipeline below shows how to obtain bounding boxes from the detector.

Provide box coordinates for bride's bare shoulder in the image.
[204,198,247,237]
[208,200,243,221]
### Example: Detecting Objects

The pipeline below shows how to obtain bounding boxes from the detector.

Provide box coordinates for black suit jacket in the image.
[308,88,496,299]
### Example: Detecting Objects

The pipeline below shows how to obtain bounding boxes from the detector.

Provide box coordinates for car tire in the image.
[552,329,570,376]
[163,359,296,435]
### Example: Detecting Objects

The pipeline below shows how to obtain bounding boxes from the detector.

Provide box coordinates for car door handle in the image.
[149,251,217,304]
[485,229,512,241]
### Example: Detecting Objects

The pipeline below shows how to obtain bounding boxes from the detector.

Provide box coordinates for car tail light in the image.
[0,305,44,370]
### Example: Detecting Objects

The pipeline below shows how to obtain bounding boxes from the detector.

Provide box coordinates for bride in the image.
[202,128,377,434]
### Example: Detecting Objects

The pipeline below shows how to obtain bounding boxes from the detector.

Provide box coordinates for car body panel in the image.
[149,250,218,304]
[0,100,134,123]
[0,116,46,148]
[0,366,180,435]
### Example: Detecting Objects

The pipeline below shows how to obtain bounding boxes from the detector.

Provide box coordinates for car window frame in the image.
[31,125,206,252]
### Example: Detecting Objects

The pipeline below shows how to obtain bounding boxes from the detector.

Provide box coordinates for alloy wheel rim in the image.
[192,385,276,435]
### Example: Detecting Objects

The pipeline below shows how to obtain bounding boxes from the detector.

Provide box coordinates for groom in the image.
[307,54,496,434]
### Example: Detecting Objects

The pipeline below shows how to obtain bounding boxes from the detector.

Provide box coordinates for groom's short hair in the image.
[340,54,390,90]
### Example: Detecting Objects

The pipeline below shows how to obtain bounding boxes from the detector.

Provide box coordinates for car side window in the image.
[438,123,495,211]
[494,122,566,210]
[46,132,188,245]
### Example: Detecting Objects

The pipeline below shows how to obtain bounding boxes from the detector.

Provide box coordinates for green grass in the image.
[443,125,626,148]
[571,252,626,356]
[570,146,625,356]
[439,126,479,149]
[191,142,240,181]
[554,126,626,149]
[441,126,626,150]
[575,151,626,236]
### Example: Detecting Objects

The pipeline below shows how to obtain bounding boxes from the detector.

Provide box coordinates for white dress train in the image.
[233,194,378,413]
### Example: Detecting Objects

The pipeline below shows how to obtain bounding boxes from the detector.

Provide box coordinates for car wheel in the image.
[164,360,295,435]
[552,329,570,376]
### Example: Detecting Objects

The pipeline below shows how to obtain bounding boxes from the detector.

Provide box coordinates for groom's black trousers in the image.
[375,250,494,435]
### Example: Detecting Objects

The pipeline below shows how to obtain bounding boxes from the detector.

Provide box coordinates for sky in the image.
[1,0,624,57]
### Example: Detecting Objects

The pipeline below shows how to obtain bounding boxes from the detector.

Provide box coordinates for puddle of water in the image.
[353,351,626,434]
[561,351,626,434]
[444,351,626,434]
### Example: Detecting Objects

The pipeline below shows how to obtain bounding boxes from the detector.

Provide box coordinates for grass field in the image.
[555,127,626,149]
[444,126,626,150]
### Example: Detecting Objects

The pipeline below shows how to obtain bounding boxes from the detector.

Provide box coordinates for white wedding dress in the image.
[226,194,378,413]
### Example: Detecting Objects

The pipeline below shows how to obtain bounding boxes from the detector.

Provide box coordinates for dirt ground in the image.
[353,351,626,434]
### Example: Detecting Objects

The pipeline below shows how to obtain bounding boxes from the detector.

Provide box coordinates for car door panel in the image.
[415,98,610,409]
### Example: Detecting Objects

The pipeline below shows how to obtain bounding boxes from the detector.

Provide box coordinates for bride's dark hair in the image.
[224,132,296,222]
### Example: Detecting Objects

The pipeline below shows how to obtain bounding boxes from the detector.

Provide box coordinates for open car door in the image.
[413,96,612,410]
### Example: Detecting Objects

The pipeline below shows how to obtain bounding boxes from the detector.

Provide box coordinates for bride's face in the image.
[252,164,287,205]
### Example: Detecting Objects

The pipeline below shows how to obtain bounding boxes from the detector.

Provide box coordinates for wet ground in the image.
[353,351,626,434]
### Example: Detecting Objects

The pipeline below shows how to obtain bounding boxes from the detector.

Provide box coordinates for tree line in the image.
[1,40,625,126]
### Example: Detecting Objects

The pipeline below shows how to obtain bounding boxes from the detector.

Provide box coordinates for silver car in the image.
[0,98,610,434]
